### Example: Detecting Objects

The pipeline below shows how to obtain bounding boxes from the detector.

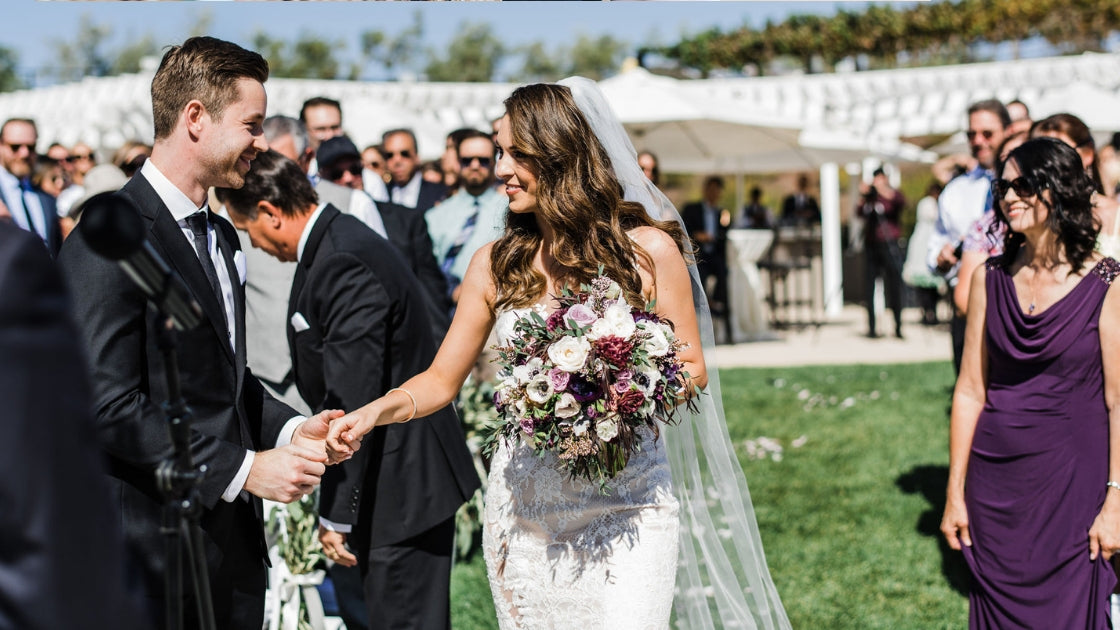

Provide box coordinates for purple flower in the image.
[568,376,599,402]
[549,367,570,391]
[565,303,598,328]
[520,417,535,435]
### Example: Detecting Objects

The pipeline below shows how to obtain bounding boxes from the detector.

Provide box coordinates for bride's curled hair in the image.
[491,83,691,313]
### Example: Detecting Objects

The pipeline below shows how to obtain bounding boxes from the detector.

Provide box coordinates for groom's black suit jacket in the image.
[287,205,479,552]
[58,173,298,615]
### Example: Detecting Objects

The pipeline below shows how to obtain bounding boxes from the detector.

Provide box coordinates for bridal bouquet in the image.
[486,274,698,492]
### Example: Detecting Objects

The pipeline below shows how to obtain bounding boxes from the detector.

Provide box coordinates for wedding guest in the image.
[638,150,660,187]
[218,150,478,630]
[780,174,821,226]
[902,181,945,326]
[856,167,906,339]
[737,185,773,228]
[383,128,447,213]
[112,140,151,178]
[941,137,1120,628]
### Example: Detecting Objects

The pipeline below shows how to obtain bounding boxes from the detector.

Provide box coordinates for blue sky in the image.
[5,1,918,82]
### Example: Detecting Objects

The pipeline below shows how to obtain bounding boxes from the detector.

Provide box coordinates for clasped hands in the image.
[243,409,357,504]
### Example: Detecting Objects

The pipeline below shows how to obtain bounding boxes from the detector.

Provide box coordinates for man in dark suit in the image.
[57,37,337,630]
[219,150,480,630]
[317,134,451,339]
[0,221,147,630]
[780,174,822,226]
[682,175,732,341]
[0,118,62,256]
[383,128,448,213]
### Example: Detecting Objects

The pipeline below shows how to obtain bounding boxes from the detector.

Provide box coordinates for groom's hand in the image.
[293,409,347,464]
[319,526,358,567]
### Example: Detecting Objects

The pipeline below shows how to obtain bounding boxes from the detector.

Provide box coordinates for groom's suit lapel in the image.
[128,174,236,367]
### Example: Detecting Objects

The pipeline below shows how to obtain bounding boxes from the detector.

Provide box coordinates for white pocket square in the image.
[233,250,247,285]
[290,312,310,333]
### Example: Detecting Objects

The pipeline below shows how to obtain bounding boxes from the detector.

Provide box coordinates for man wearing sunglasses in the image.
[382,128,447,213]
[424,129,507,308]
[0,118,61,257]
[926,98,1010,374]
[318,135,451,340]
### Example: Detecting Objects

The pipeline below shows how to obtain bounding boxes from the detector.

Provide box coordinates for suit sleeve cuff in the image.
[319,517,352,534]
[276,415,307,448]
[221,451,255,502]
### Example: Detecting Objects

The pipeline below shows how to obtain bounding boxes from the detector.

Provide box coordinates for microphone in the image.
[79,192,204,331]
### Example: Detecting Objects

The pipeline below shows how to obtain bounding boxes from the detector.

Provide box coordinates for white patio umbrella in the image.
[1031,81,1120,133]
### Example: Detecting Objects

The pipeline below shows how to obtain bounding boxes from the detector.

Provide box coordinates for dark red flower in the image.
[595,335,633,367]
[617,389,645,415]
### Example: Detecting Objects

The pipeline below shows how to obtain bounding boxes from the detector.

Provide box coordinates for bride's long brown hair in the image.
[491,83,691,312]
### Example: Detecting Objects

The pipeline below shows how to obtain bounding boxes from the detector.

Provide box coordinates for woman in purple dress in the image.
[941,137,1120,628]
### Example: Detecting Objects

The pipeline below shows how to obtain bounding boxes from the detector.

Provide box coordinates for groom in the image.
[216,150,479,630]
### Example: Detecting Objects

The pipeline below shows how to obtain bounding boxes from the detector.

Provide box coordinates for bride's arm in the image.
[327,244,498,453]
[632,226,708,391]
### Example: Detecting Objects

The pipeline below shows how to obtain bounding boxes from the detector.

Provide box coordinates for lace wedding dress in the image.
[483,308,681,629]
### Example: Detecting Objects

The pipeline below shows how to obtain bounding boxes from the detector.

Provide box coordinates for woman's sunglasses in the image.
[991,177,1041,200]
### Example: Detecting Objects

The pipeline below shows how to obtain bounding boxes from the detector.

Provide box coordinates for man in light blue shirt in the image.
[425,129,507,308]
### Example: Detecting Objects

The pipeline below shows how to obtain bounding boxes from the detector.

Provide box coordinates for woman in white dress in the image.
[327,79,790,630]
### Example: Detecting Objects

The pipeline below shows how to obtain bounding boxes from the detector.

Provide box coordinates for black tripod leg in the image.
[182,515,216,630]
[163,502,183,630]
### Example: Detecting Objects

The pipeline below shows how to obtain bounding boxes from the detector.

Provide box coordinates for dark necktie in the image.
[16,179,40,239]
[441,198,480,289]
[185,211,225,318]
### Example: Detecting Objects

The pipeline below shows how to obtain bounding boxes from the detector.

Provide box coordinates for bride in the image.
[327,78,790,629]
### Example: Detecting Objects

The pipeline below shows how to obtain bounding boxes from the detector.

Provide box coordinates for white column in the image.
[820,161,843,317]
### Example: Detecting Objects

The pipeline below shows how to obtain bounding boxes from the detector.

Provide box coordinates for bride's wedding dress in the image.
[483,308,681,630]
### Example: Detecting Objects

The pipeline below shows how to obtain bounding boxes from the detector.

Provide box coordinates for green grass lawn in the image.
[450,361,969,629]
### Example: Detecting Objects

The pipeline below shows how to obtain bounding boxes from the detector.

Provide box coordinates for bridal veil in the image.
[558,76,792,630]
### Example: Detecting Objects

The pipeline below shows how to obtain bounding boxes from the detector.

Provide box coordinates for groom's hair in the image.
[215,150,317,219]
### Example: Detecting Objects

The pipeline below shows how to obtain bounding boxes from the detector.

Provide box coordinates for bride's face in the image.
[494,114,539,214]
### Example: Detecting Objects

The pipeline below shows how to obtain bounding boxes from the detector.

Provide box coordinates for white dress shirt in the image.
[389,171,423,209]
[925,166,993,284]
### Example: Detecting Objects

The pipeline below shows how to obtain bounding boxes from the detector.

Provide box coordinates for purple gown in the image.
[964,257,1120,629]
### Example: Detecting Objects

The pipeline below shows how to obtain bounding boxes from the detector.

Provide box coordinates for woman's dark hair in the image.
[995,137,1097,272]
[1030,112,1104,194]
[491,83,690,313]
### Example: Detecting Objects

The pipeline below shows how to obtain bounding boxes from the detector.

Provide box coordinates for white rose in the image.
[596,414,619,441]
[554,392,580,419]
[548,336,591,372]
[526,375,554,404]
[642,323,671,357]
[638,397,656,416]
[573,418,590,436]
[603,280,622,300]
[603,303,636,339]
[587,318,613,340]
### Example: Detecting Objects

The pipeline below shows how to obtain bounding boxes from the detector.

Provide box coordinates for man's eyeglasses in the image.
[4,143,34,153]
[966,129,997,141]
[459,155,492,169]
[992,177,1041,200]
[384,150,413,159]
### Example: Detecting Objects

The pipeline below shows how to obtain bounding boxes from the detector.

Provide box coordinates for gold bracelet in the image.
[387,387,417,422]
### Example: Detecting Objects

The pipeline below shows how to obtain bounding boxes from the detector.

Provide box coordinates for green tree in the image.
[359,11,425,78]
[425,22,505,82]
[53,14,114,83]
[566,34,629,80]
[0,46,22,92]
[517,42,564,83]
[110,34,160,75]
[252,32,345,80]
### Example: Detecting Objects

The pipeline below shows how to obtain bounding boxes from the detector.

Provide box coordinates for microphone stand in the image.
[152,310,216,630]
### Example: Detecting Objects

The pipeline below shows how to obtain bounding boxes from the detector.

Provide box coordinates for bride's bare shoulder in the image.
[627,225,683,261]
